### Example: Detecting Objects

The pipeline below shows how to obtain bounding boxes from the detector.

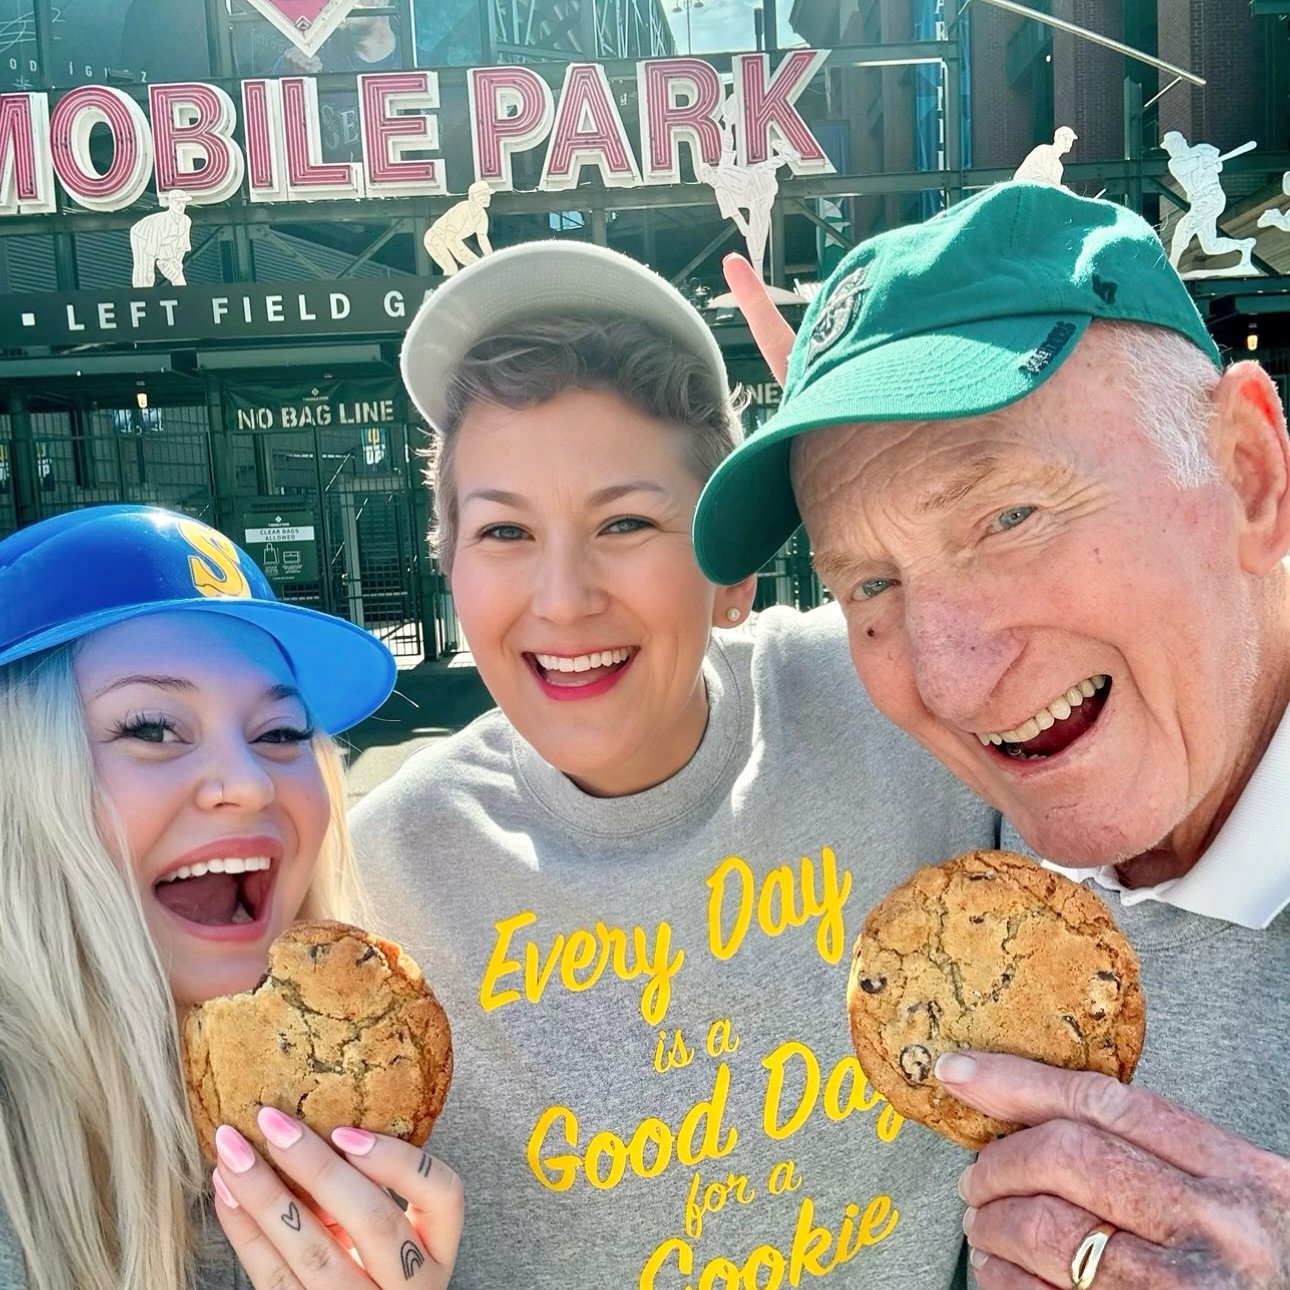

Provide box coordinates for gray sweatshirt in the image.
[1003,823,1290,1158]
[352,605,1001,1289]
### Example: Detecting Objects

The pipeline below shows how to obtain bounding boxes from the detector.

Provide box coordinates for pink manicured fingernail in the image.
[935,1052,977,1083]
[969,1247,989,1271]
[258,1106,304,1149]
[212,1168,239,1209]
[331,1125,376,1155]
[957,1163,974,1201]
[962,1206,977,1237]
[215,1125,257,1174]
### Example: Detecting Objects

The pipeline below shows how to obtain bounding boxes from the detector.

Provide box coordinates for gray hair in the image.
[428,314,740,569]
[1105,321,1222,488]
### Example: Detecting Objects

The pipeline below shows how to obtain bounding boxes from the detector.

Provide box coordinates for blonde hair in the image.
[0,645,361,1290]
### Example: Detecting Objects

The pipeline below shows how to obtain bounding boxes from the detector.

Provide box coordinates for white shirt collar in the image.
[1043,700,1290,929]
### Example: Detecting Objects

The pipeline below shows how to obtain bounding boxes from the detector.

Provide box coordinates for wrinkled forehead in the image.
[790,317,1142,513]
[789,406,1110,588]
[791,405,1015,512]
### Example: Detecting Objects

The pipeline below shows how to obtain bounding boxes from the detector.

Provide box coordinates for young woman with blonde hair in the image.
[0,505,462,1289]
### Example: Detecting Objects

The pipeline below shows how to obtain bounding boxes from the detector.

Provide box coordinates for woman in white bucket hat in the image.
[353,242,1000,1288]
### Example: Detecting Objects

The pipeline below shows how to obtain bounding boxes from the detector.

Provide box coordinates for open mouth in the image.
[154,856,273,928]
[976,674,1112,761]
[528,647,636,689]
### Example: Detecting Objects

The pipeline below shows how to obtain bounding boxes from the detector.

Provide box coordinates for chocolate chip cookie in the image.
[846,850,1144,1150]
[182,920,453,1162]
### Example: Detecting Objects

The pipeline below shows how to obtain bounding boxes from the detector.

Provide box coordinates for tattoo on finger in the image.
[416,1151,433,1179]
[281,1202,302,1232]
[400,1239,425,1279]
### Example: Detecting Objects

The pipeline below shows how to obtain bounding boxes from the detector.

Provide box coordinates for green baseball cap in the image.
[693,181,1222,585]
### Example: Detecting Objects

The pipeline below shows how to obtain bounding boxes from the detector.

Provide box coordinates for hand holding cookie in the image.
[846,850,1145,1150]
[847,851,1290,1288]
[948,1052,1290,1290]
[212,1114,462,1290]
[184,921,459,1287]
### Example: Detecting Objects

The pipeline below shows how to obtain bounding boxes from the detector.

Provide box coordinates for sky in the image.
[664,0,797,55]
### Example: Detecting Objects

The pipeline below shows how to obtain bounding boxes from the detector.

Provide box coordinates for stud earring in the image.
[726,607,741,623]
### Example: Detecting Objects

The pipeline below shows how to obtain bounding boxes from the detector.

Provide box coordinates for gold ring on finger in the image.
[1070,1221,1116,1289]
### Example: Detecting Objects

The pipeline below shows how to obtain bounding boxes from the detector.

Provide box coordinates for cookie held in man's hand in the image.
[182,920,453,1163]
[846,850,1145,1151]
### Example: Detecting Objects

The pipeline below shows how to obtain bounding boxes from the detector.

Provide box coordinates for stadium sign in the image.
[0,50,833,216]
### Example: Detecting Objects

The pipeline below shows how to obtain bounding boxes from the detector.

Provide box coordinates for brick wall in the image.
[1155,0,1263,153]
[1051,0,1124,169]
[969,3,1040,169]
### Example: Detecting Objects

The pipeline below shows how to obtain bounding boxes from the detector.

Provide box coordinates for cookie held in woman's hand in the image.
[182,920,453,1162]
[846,850,1145,1151]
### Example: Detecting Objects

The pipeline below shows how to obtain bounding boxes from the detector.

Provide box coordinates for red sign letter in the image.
[469,66,553,189]
[0,93,56,215]
[359,71,445,197]
[280,77,363,200]
[150,82,245,202]
[638,57,724,184]
[733,50,831,170]
[50,85,153,211]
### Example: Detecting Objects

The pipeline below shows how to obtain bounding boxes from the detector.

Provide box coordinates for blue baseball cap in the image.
[0,505,396,734]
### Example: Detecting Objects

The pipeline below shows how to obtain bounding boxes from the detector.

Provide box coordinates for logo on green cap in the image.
[806,264,869,365]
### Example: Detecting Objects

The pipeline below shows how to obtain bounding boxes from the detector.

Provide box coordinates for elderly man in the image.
[694,182,1290,1289]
